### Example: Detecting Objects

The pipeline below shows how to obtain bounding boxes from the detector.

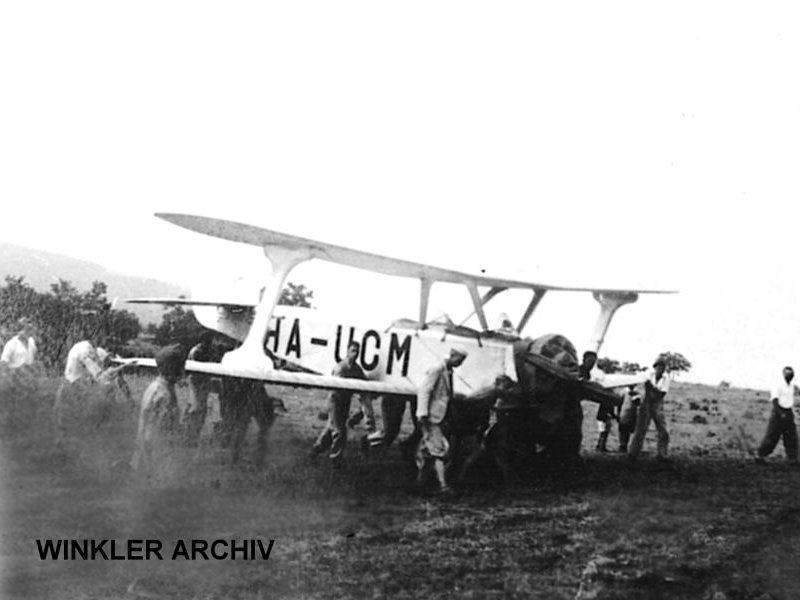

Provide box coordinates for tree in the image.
[596,358,646,375]
[104,309,142,351]
[279,282,314,308]
[596,357,621,374]
[657,351,692,374]
[149,282,316,351]
[152,305,206,350]
[0,276,38,327]
[0,276,141,370]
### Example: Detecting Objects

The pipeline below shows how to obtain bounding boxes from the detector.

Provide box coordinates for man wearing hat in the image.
[415,347,468,495]
[628,358,672,461]
[131,344,185,471]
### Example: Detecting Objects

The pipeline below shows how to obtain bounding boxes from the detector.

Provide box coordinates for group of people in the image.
[584,349,799,468]
[132,335,800,490]
[581,350,672,461]
[131,335,279,472]
[3,313,798,491]
[306,340,469,495]
[0,321,268,472]
[0,318,140,446]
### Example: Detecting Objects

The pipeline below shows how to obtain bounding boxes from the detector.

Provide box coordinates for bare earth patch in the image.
[1,377,799,599]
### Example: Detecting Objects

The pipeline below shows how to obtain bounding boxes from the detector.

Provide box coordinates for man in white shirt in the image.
[1,318,37,369]
[64,340,104,383]
[54,340,134,446]
[628,358,672,461]
[0,318,39,428]
[755,366,799,465]
[53,340,104,445]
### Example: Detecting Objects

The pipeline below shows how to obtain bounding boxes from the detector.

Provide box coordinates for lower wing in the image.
[599,372,651,389]
[117,358,416,396]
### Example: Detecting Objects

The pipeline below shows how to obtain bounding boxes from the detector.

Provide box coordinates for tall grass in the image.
[2,375,799,599]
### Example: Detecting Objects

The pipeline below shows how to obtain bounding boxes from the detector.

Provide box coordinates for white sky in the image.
[1,2,798,388]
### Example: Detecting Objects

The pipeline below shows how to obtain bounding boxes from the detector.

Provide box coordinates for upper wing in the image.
[156,213,675,295]
[118,358,416,396]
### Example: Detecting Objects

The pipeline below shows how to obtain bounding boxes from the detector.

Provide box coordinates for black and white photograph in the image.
[1,2,799,598]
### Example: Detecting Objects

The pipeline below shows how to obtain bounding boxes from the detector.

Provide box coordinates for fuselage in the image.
[192,304,516,395]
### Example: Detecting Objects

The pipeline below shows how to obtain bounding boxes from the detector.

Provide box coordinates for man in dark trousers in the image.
[184,331,217,447]
[617,385,641,452]
[311,341,366,460]
[415,348,468,495]
[578,351,612,453]
[225,378,276,467]
[628,358,672,461]
[755,366,799,465]
[459,374,527,484]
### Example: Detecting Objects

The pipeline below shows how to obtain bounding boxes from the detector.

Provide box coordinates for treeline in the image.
[4,275,689,376]
[133,282,315,354]
[0,276,141,370]
[597,351,692,375]
[0,276,315,371]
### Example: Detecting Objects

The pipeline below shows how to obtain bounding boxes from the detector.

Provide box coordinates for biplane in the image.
[128,214,671,392]
[126,213,673,460]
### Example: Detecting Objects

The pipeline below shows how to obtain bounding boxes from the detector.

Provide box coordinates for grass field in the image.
[1,374,799,599]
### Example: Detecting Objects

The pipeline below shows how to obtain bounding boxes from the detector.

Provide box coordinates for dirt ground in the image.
[1,375,799,599]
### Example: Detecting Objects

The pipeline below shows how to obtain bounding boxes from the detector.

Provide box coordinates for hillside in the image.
[0,242,187,324]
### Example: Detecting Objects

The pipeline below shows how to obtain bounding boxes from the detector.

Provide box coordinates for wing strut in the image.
[465,281,489,331]
[419,278,432,328]
[589,291,638,353]
[221,245,312,369]
[517,288,547,333]
[458,286,507,326]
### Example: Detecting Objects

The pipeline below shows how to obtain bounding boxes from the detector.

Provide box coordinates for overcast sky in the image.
[1,2,798,388]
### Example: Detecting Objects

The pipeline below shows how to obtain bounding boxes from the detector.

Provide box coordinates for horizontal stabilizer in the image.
[127,298,255,309]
